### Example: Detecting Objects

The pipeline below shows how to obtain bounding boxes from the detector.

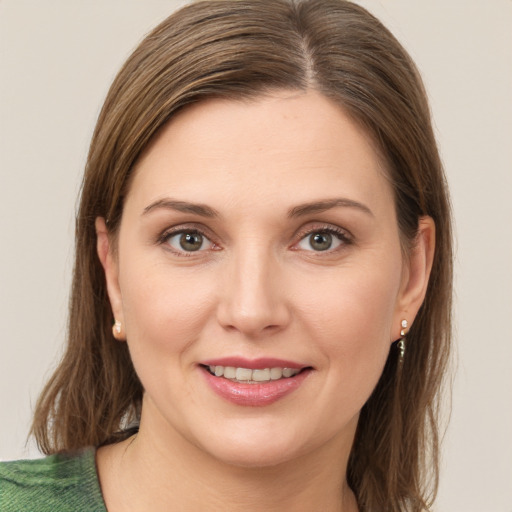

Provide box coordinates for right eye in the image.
[164,230,214,254]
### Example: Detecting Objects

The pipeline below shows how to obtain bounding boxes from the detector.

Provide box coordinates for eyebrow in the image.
[288,198,374,218]
[142,199,219,218]
[142,197,373,219]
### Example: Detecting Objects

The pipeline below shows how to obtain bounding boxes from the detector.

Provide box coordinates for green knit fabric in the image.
[0,447,107,511]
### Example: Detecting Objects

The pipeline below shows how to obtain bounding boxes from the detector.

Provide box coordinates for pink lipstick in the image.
[199,357,312,406]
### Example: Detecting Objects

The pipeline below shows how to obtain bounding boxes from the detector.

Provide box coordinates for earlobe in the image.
[95,217,125,341]
[394,216,436,336]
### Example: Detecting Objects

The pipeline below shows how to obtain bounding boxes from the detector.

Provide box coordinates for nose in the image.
[216,244,291,338]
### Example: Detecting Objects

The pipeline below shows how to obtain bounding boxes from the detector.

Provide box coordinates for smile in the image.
[200,359,312,406]
[206,365,301,383]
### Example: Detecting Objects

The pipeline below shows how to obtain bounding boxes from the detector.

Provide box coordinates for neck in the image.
[97,409,359,512]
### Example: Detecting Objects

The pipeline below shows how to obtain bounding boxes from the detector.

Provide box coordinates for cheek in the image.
[117,264,219,409]
[297,258,400,339]
[294,256,401,380]
[118,259,217,354]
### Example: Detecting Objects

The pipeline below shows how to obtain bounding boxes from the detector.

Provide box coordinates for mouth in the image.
[202,364,307,383]
[199,359,313,406]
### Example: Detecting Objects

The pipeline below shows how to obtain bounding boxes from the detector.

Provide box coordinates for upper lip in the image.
[200,357,308,370]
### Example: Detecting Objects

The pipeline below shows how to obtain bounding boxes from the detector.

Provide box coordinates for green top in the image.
[0,447,107,511]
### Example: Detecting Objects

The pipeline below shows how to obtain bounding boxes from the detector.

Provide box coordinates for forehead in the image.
[126,90,394,219]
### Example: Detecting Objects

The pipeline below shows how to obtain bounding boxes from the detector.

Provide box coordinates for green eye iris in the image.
[179,232,204,251]
[309,232,333,251]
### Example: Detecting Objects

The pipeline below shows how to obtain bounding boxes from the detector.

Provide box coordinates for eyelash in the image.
[293,225,353,253]
[157,227,217,257]
[157,224,352,257]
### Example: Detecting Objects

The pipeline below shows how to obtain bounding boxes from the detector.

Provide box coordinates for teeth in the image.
[235,368,252,381]
[270,367,283,380]
[208,365,301,382]
[252,369,270,382]
[223,366,236,379]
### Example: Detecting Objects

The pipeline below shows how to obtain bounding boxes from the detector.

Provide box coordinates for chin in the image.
[211,443,302,469]
[192,422,317,469]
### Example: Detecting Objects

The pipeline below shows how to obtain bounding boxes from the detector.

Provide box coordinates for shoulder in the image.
[0,447,107,512]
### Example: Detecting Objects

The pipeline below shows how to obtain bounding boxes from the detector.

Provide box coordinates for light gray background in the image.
[1,1,511,511]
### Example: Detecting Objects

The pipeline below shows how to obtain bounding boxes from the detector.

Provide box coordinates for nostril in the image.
[263,324,281,331]
[215,278,291,337]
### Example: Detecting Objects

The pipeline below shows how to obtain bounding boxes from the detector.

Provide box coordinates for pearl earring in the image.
[398,319,408,362]
[113,320,122,338]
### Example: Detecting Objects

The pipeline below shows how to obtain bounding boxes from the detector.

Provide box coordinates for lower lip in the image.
[201,367,311,407]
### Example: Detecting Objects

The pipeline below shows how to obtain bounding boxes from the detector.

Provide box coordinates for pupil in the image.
[310,232,332,251]
[179,233,203,251]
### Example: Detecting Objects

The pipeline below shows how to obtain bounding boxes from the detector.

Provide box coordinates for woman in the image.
[0,0,452,511]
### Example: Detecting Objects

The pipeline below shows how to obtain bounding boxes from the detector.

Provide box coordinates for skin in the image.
[95,90,435,512]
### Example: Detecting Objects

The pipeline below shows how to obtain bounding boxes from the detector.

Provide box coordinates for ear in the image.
[393,216,435,339]
[96,217,125,341]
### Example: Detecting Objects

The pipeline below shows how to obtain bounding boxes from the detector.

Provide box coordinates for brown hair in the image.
[31,1,452,510]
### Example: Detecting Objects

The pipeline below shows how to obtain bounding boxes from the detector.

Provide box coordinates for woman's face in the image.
[98,90,430,468]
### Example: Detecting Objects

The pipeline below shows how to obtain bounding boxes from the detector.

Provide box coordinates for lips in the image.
[200,357,312,406]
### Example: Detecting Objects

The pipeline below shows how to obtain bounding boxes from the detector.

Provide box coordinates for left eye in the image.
[297,231,344,252]
[165,231,212,252]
